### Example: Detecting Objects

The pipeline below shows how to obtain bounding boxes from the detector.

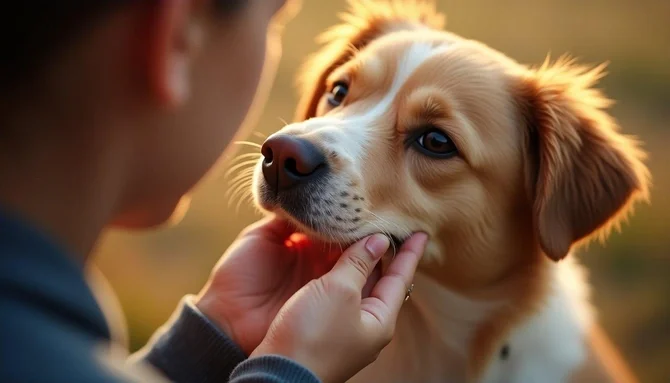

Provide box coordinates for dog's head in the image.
[253,0,650,289]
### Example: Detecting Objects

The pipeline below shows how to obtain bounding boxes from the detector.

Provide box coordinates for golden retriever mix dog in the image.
[251,1,651,382]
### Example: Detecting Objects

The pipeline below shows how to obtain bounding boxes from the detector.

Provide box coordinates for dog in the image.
[251,1,651,382]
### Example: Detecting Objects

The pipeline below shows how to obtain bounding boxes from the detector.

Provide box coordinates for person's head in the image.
[0,0,300,229]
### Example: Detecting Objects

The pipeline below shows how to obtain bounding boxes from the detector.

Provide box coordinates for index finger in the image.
[361,233,428,321]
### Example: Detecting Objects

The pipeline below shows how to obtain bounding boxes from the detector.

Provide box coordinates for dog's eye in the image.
[414,129,458,158]
[328,82,349,107]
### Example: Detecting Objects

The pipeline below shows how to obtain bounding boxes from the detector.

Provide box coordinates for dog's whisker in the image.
[277,117,290,128]
[233,140,262,149]
[233,183,254,212]
[227,178,254,208]
[226,185,248,210]
[224,160,259,181]
[336,232,344,254]
[364,210,413,257]
[226,152,262,167]
[227,173,253,193]
[225,173,255,193]
[252,131,267,139]
[226,178,255,201]
[225,168,256,191]
[224,162,258,182]
[234,187,255,215]
[367,210,412,241]
[366,210,399,233]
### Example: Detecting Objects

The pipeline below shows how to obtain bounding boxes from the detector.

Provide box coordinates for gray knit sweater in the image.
[0,209,321,383]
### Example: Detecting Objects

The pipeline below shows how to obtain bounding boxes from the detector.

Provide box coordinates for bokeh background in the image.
[93,1,670,382]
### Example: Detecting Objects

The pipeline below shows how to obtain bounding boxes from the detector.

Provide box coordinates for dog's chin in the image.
[313,230,406,250]
[267,207,406,250]
[256,201,400,248]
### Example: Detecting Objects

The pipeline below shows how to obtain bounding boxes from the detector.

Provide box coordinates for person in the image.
[0,1,429,382]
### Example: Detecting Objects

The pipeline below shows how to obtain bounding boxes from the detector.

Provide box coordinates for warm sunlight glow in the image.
[285,233,309,250]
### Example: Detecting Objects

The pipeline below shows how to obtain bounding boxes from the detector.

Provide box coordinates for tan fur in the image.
[266,1,650,381]
[295,0,445,121]
[517,58,650,261]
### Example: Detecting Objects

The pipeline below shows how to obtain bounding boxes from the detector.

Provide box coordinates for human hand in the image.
[195,215,344,355]
[251,232,429,383]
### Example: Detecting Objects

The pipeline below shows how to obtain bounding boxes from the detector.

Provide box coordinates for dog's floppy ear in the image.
[518,57,651,261]
[294,0,445,121]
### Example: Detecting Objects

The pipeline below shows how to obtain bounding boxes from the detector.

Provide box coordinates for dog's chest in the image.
[349,259,594,383]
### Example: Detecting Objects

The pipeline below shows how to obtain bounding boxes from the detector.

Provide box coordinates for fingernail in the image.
[365,234,390,259]
[415,232,429,243]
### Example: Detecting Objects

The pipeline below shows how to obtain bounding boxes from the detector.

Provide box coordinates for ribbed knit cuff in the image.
[133,294,247,383]
[230,355,321,383]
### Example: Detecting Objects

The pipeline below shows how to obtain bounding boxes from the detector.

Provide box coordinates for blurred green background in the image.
[93,1,670,382]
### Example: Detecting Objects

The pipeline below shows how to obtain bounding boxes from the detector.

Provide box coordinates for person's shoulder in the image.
[0,297,129,383]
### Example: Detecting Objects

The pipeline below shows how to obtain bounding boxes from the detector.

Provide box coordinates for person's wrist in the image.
[194,290,236,341]
[252,340,322,381]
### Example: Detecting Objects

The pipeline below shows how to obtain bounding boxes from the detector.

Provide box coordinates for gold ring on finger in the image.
[404,283,414,302]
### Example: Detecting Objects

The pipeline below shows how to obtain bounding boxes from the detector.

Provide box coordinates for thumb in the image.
[326,234,390,291]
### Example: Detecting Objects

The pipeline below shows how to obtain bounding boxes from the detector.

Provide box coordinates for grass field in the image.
[94,1,670,382]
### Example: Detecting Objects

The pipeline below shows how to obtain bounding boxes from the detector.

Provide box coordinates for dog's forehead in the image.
[315,40,454,125]
[364,34,455,79]
[289,41,454,166]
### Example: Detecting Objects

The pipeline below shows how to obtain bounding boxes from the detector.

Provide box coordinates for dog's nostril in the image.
[262,147,274,164]
[284,157,325,177]
[284,158,302,177]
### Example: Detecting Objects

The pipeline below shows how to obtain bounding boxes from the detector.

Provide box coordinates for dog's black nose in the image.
[261,134,327,192]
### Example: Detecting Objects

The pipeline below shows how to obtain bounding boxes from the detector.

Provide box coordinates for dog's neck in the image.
[392,235,554,378]
[407,271,503,356]
[363,254,593,383]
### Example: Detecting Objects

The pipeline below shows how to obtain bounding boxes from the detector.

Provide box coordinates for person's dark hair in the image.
[0,1,246,96]
[0,3,121,95]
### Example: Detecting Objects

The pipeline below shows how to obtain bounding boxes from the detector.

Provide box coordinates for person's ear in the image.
[146,0,205,107]
[517,57,651,261]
